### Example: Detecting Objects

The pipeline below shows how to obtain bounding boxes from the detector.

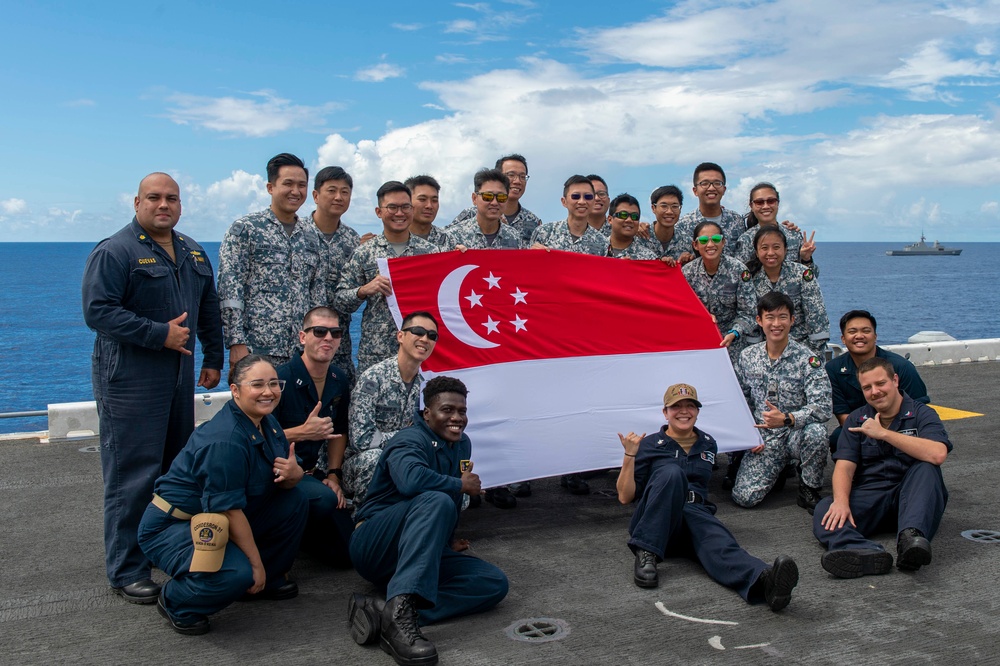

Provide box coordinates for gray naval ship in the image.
[2,338,999,665]
[886,234,962,256]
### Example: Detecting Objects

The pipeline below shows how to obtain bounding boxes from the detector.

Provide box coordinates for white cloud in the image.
[164,90,336,137]
[64,98,96,108]
[444,19,477,34]
[436,53,469,64]
[1,198,27,215]
[355,63,406,82]
[392,22,423,31]
[981,201,999,214]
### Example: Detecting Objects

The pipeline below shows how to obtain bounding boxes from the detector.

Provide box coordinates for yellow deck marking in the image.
[928,404,983,421]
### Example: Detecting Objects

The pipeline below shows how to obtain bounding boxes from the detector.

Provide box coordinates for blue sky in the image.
[2,0,1000,242]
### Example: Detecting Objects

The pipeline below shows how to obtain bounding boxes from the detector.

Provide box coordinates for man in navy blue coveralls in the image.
[618,383,799,611]
[347,376,508,666]
[815,356,950,578]
[826,310,929,452]
[82,173,223,603]
[274,306,354,567]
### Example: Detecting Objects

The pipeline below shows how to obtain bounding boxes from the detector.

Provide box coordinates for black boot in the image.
[348,592,383,646]
[380,594,438,666]
[633,549,659,588]
[796,478,823,515]
[897,528,932,571]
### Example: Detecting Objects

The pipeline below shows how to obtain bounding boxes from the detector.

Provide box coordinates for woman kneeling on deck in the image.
[138,354,308,635]
[617,383,799,611]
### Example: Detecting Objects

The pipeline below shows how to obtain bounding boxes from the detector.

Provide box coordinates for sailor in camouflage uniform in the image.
[404,175,454,250]
[605,194,659,260]
[343,312,438,505]
[448,169,523,250]
[674,163,746,256]
[647,185,695,263]
[588,174,613,237]
[529,175,607,256]
[447,154,542,244]
[333,181,439,374]
[682,220,750,361]
[736,226,830,355]
[733,292,832,513]
[733,183,818,276]
[218,153,326,369]
[309,166,362,383]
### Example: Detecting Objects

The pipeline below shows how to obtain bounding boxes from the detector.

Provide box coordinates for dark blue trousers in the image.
[138,487,307,624]
[813,461,948,551]
[93,337,194,587]
[629,464,768,602]
[350,491,508,625]
[298,475,355,568]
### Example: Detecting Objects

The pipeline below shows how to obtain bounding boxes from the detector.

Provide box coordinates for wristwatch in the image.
[783,413,793,427]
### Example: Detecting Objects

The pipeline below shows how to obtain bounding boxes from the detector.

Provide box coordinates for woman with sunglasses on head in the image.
[734,183,818,275]
[736,226,830,356]
[138,354,308,635]
[682,221,750,360]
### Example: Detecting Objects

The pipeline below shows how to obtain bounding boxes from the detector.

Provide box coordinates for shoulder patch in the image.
[358,378,378,395]
[740,270,752,282]
[809,356,821,368]
[700,451,716,464]
[802,268,814,281]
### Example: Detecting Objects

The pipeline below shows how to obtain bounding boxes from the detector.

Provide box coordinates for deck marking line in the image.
[654,602,739,625]
[928,404,983,421]
[735,643,771,649]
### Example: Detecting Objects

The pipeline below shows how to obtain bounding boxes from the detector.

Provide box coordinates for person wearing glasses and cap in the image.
[344,311,441,506]
[528,175,607,255]
[604,194,659,260]
[138,354,308,635]
[273,306,355,567]
[447,169,523,250]
[683,220,752,362]
[334,181,439,375]
[617,383,800,611]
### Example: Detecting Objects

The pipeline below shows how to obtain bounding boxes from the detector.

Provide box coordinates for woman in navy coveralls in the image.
[617,383,800,611]
[138,355,308,634]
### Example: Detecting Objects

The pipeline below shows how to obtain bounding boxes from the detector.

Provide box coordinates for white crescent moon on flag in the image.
[437,264,500,349]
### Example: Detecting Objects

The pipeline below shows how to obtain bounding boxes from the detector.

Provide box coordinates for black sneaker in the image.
[821,549,893,578]
[896,528,932,571]
[761,555,799,611]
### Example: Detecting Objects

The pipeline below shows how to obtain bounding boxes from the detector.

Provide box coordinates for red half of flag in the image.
[380,249,721,373]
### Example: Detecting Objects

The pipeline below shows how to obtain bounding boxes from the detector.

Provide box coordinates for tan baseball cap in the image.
[663,383,702,408]
[189,513,229,573]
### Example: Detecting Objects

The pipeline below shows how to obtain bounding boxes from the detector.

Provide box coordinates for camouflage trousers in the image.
[343,448,382,507]
[731,423,827,508]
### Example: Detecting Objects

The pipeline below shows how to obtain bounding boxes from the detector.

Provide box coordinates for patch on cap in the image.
[663,383,702,408]
[189,513,229,573]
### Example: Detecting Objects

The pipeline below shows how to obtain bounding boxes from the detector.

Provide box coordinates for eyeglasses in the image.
[304,325,343,339]
[382,203,413,213]
[402,325,439,341]
[696,180,726,189]
[240,379,286,391]
[503,172,529,182]
[613,211,640,221]
[594,190,609,199]
[751,197,779,207]
[477,191,509,203]
[695,234,724,245]
[569,193,595,200]
[654,203,681,212]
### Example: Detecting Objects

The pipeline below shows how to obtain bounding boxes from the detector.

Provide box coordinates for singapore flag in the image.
[379,249,759,487]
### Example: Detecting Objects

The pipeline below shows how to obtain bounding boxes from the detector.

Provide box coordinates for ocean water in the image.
[2,241,996,433]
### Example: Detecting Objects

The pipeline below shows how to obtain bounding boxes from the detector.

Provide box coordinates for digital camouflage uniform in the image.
[333,233,439,374]
[736,261,830,355]
[218,208,327,363]
[307,212,362,383]
[605,238,660,260]
[595,221,612,238]
[529,221,607,255]
[645,224,691,260]
[343,356,423,505]
[733,340,832,507]
[733,225,819,277]
[446,218,523,250]
[682,254,749,361]
[675,208,746,258]
[448,204,543,245]
[412,225,454,251]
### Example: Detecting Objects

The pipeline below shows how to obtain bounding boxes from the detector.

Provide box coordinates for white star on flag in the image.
[483,272,501,289]
[511,288,528,305]
[483,316,500,335]
[465,290,483,308]
[511,315,528,332]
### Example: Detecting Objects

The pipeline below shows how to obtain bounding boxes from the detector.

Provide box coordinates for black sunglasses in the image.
[402,325,439,341]
[304,325,344,339]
